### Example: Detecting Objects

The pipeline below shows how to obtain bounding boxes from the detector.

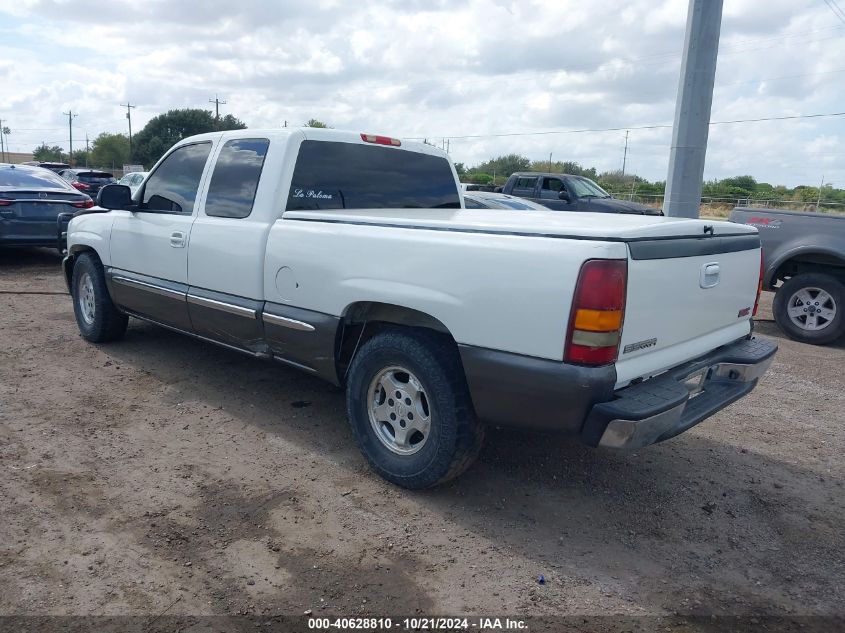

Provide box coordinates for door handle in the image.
[170,231,186,248]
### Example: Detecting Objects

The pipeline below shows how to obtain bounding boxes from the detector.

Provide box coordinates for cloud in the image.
[1,0,843,186]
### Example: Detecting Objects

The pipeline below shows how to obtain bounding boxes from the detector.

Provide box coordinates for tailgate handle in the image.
[700,262,720,289]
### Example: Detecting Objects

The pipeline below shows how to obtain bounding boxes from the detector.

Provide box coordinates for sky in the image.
[1,0,844,187]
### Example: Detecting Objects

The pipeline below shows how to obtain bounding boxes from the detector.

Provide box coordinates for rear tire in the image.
[346,328,485,489]
[772,273,845,345]
[71,252,128,343]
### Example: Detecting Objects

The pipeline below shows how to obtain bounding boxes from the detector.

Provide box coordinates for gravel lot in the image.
[1,248,843,629]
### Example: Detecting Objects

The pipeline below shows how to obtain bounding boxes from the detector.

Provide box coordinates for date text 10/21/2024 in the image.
[307,617,528,630]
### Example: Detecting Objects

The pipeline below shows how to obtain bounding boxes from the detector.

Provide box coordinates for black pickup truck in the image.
[730,207,845,345]
[500,172,661,215]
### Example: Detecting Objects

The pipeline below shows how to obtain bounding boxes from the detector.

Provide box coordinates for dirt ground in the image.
[1,248,843,630]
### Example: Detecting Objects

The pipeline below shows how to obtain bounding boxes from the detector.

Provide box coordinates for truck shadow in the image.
[753,319,845,349]
[98,320,844,618]
[0,246,63,270]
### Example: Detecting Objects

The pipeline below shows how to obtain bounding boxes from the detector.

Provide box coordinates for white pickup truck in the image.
[63,128,776,489]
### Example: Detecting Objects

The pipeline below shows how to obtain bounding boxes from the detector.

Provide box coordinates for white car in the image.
[62,128,776,488]
[117,171,149,196]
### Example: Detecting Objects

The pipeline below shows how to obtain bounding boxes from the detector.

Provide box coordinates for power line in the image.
[407,110,845,141]
[823,0,845,24]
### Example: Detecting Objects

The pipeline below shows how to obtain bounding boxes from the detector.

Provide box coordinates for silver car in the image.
[462,191,549,210]
[118,171,149,196]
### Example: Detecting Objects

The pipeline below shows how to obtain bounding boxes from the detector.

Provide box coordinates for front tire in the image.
[772,273,845,345]
[346,329,485,489]
[71,252,128,343]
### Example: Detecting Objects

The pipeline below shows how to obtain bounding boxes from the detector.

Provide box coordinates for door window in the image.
[539,177,565,200]
[204,138,270,219]
[141,142,212,214]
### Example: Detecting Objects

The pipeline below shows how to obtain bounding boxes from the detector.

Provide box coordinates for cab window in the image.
[204,138,269,219]
[539,177,565,200]
[287,141,460,210]
[511,176,537,196]
[142,142,212,214]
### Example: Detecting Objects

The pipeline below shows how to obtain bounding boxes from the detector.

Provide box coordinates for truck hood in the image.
[283,208,759,241]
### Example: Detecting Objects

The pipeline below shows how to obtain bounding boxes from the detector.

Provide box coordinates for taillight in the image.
[72,198,94,209]
[360,133,401,147]
[753,251,764,316]
[564,259,627,366]
[71,181,90,190]
[0,198,12,206]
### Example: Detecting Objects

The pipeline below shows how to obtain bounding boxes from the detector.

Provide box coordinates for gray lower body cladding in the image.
[458,345,617,434]
[99,266,341,384]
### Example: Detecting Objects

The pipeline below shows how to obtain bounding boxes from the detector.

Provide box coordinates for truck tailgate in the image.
[615,233,761,387]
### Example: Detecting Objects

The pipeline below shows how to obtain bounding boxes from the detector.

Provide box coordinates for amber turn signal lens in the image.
[573,309,623,332]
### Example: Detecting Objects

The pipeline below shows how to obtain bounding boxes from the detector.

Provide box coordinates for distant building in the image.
[3,152,35,164]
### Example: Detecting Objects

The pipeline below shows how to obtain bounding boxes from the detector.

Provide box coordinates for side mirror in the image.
[558,190,571,202]
[96,184,133,210]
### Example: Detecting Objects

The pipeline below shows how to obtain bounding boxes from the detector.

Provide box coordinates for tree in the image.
[305,118,329,128]
[90,132,130,169]
[33,143,65,162]
[453,162,466,177]
[71,149,89,167]
[131,109,246,167]
[471,154,532,182]
[721,175,757,193]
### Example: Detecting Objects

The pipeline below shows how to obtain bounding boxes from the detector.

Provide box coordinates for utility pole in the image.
[816,175,826,210]
[621,130,629,176]
[121,102,136,159]
[548,152,553,172]
[663,0,723,217]
[63,110,78,166]
[85,134,90,167]
[446,139,450,154]
[209,95,227,128]
[0,119,6,162]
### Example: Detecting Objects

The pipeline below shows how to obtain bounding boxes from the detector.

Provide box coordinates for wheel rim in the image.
[786,286,837,332]
[367,366,432,455]
[77,272,96,325]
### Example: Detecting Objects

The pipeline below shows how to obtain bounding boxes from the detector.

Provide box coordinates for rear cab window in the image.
[77,171,115,184]
[286,141,460,211]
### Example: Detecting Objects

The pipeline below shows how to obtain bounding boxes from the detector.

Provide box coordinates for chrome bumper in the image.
[581,337,777,450]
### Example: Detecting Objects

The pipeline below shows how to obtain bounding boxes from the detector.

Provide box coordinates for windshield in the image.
[0,166,72,189]
[567,177,610,198]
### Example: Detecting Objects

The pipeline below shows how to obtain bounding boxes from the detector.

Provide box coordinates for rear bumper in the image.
[581,337,777,449]
[459,336,776,448]
[0,215,71,250]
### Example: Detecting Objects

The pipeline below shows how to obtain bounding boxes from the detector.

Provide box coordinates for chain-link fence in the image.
[606,192,845,218]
